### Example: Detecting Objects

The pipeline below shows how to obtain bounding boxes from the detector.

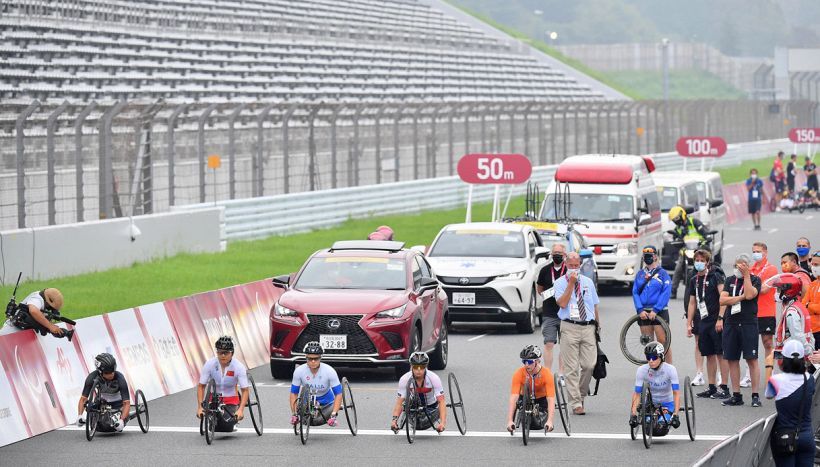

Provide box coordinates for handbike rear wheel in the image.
[684,376,696,441]
[620,314,671,365]
[447,373,467,435]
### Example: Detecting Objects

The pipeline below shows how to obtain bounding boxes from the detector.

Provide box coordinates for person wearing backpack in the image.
[632,245,673,363]
[767,339,815,467]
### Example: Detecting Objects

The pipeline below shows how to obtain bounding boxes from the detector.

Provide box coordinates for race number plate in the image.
[320,335,347,350]
[452,293,476,305]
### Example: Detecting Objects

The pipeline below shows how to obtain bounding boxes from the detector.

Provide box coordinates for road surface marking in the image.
[768,228,778,234]
[468,333,488,342]
[723,244,734,250]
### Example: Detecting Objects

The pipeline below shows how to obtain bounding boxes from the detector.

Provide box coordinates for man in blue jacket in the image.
[633,246,673,363]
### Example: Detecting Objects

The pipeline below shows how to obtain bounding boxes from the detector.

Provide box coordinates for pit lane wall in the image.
[0,278,282,447]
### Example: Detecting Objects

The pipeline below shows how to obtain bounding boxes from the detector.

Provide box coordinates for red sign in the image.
[788,128,820,143]
[675,137,727,158]
[457,154,532,184]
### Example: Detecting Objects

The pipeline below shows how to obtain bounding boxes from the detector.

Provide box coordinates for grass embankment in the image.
[1,157,785,319]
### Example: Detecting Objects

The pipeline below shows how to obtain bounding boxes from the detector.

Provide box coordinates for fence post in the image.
[255,103,275,197]
[74,101,97,222]
[282,104,298,194]
[307,104,320,191]
[375,104,386,184]
[413,105,421,180]
[331,105,340,188]
[46,101,70,225]
[15,101,40,228]
[98,100,125,220]
[227,103,247,200]
[462,103,472,157]
[392,106,400,182]
[166,103,188,206]
[447,105,456,176]
[197,103,219,203]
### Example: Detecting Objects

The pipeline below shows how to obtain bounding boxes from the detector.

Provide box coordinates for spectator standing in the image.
[718,254,761,407]
[537,243,567,373]
[554,252,600,415]
[750,242,779,383]
[795,238,814,281]
[772,152,786,209]
[787,154,798,194]
[802,251,820,349]
[805,156,818,193]
[766,339,815,467]
[746,169,764,231]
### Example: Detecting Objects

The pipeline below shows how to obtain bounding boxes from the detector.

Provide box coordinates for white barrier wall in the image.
[0,208,225,284]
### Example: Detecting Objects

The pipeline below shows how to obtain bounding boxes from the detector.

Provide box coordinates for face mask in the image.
[643,254,655,265]
[752,252,763,262]
[567,268,580,276]
[551,254,564,265]
[733,268,741,277]
[751,173,758,180]
[694,261,706,272]
[813,266,820,277]
[797,247,810,257]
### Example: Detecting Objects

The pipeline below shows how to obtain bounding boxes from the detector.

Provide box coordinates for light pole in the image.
[661,38,670,102]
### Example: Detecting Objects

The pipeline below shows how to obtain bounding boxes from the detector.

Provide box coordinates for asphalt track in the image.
[2,209,815,467]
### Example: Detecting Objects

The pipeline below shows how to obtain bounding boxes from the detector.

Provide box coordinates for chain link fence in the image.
[2,98,818,231]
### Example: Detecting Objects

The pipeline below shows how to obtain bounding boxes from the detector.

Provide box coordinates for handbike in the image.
[84,381,149,441]
[397,372,467,444]
[294,377,358,445]
[199,375,263,445]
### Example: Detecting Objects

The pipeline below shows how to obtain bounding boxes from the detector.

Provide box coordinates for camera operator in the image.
[1,287,72,340]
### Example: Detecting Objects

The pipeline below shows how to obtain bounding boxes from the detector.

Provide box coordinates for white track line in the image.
[467,333,488,342]
[56,425,728,441]
[808,216,815,220]
[768,228,779,234]
[723,244,734,250]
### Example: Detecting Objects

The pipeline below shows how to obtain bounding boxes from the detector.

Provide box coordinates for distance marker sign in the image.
[457,154,532,184]
[675,137,727,158]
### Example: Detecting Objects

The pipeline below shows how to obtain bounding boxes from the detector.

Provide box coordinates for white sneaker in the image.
[691,372,705,386]
[740,374,752,388]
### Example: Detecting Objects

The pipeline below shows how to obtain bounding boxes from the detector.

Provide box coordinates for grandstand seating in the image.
[0,0,603,102]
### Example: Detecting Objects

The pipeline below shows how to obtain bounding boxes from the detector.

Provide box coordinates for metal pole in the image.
[166,103,188,206]
[98,100,125,220]
[392,106,400,182]
[413,106,420,180]
[46,101,69,225]
[662,39,670,102]
[255,103,275,197]
[15,101,40,228]
[227,103,247,200]
[74,101,96,222]
[463,104,472,156]
[197,103,219,203]
[331,105,340,188]
[307,105,319,191]
[282,104,298,194]
[447,106,455,176]
[375,104,386,184]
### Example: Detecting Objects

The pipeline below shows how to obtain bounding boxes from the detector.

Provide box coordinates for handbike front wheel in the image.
[135,389,149,433]
[620,314,671,365]
[447,373,467,435]
[554,374,570,436]
[640,382,653,449]
[297,386,311,445]
[404,379,417,444]
[341,377,358,436]
[520,382,531,446]
[85,381,101,441]
[247,374,263,436]
[684,376,696,441]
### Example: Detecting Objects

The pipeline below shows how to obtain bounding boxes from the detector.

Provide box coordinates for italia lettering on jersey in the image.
[290,363,343,406]
[634,363,680,404]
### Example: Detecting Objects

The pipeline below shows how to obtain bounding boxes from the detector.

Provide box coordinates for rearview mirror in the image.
[419,277,439,292]
[709,199,723,208]
[579,248,593,259]
[411,245,427,254]
[637,213,652,226]
[272,275,291,289]
[533,246,549,261]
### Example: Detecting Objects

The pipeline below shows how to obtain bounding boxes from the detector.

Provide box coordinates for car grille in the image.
[596,261,617,270]
[294,314,376,355]
[591,244,616,254]
[438,276,495,286]
[442,287,509,307]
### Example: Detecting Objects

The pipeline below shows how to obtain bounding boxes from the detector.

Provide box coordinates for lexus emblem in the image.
[327,319,341,330]
[459,277,470,285]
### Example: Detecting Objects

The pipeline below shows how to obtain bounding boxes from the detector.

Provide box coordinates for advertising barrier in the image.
[106,308,168,401]
[35,331,88,424]
[135,302,194,394]
[0,365,29,445]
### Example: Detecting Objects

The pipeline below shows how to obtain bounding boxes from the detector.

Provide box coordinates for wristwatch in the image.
[717,315,725,321]
[392,415,399,421]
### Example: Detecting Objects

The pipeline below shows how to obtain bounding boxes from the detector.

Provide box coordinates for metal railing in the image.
[2,99,817,231]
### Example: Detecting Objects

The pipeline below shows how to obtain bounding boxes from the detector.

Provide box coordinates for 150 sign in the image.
[789,128,820,144]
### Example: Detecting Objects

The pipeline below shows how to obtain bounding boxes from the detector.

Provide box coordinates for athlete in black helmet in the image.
[77,353,131,432]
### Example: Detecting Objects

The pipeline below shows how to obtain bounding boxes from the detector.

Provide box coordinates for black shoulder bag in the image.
[771,373,808,455]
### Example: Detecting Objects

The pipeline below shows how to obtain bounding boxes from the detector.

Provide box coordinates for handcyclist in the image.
[668,205,709,299]
[197,336,249,432]
[506,345,555,433]
[76,353,130,432]
[1,287,72,340]
[632,245,673,363]
[391,351,446,433]
[629,342,681,436]
[289,341,343,427]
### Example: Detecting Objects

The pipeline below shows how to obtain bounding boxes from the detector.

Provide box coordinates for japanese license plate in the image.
[319,334,347,350]
[452,292,476,305]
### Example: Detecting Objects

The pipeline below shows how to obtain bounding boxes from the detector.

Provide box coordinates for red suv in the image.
[269,240,449,379]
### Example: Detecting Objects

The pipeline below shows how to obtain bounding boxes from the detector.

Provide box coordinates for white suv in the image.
[423,222,549,333]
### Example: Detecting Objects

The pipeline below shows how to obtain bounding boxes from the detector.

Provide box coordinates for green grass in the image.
[599,70,746,100]
[717,156,777,184]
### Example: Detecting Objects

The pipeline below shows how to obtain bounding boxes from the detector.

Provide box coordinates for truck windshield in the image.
[542,193,635,223]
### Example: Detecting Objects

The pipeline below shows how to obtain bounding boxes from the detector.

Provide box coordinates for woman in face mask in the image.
[632,246,673,363]
[803,251,820,349]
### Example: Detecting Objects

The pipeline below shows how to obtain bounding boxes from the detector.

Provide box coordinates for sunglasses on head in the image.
[306,356,321,362]
[521,359,536,365]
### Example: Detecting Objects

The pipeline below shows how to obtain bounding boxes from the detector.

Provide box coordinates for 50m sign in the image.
[457,154,532,184]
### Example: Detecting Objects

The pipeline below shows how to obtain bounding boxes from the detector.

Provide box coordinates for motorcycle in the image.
[666,230,718,292]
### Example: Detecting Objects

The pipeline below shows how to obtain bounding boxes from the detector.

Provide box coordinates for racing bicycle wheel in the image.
[404,379,418,444]
[620,314,671,365]
[85,380,102,441]
[134,389,149,433]
[684,376,696,441]
[639,382,654,449]
[554,374,571,436]
[203,379,217,445]
[520,381,531,446]
[297,385,311,445]
[341,377,358,436]
[447,373,467,435]
[246,374,263,436]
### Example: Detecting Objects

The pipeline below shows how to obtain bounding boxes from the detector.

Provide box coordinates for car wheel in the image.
[395,327,422,379]
[429,319,448,370]
[270,361,293,380]
[516,287,537,334]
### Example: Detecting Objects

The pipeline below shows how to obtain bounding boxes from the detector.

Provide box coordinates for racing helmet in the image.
[376,225,394,241]
[765,273,803,301]
[215,335,234,352]
[519,344,543,360]
[668,206,687,225]
[644,341,665,362]
[94,353,117,373]
[303,341,324,356]
[43,288,63,311]
[409,351,429,366]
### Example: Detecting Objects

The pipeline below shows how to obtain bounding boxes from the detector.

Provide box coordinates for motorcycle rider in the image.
[668,205,710,299]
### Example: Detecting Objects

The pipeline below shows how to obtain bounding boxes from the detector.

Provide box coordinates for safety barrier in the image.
[0,278,282,447]
[175,138,791,241]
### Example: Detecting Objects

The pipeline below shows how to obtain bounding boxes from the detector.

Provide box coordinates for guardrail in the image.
[174,138,790,241]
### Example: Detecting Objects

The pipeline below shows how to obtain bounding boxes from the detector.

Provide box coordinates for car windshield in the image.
[657,186,679,211]
[542,194,635,223]
[295,256,406,290]
[428,229,525,258]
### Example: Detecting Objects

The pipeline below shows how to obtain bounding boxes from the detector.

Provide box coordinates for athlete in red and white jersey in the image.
[391,351,446,433]
[196,336,250,432]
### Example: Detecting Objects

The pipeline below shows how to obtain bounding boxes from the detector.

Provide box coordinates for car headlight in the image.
[375,304,407,319]
[495,270,526,281]
[663,232,674,242]
[685,250,695,259]
[274,303,298,317]
[615,242,638,257]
